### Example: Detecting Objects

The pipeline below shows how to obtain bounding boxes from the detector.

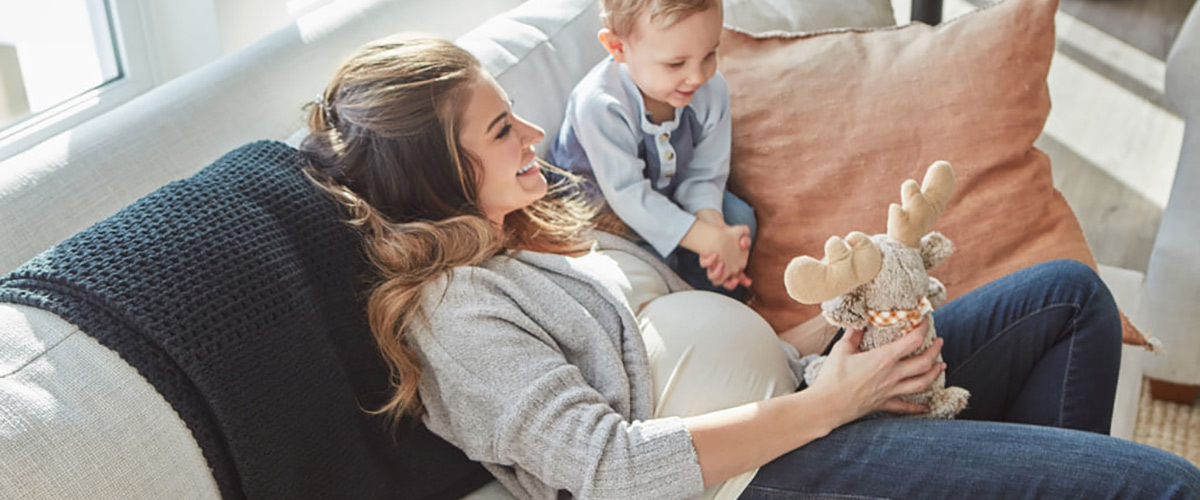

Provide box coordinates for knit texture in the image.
[410,233,708,500]
[0,141,490,500]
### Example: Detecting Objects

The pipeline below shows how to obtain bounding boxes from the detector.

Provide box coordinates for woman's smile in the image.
[517,160,539,176]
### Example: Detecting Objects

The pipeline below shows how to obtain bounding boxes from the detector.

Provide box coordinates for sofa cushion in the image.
[0,304,222,499]
[457,0,607,157]
[717,0,1146,345]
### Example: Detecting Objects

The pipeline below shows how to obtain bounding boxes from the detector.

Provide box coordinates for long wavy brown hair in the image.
[299,36,594,421]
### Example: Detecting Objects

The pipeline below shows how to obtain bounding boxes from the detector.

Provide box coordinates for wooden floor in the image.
[894,0,1195,273]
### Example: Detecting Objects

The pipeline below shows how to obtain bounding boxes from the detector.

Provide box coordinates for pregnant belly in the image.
[637,290,798,418]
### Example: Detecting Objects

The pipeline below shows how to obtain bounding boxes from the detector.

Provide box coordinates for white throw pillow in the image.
[723,0,896,34]
[456,0,607,156]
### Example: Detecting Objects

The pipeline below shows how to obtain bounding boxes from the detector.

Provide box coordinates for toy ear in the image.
[785,232,881,305]
[821,291,869,329]
[920,231,954,270]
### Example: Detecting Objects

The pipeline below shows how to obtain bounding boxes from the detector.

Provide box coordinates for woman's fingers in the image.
[893,361,946,396]
[878,398,930,414]
[832,327,865,356]
[892,337,943,380]
[875,323,930,360]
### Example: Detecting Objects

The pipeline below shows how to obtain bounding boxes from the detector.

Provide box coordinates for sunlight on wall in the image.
[892,0,1184,209]
[1045,52,1182,209]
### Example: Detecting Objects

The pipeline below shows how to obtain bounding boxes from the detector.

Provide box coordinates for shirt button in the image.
[665,150,675,161]
[659,133,669,143]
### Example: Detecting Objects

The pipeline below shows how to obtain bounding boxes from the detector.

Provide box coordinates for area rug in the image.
[1134,379,1200,466]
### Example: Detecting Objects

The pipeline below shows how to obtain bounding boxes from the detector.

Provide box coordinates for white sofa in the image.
[1142,2,1200,393]
[0,0,1184,497]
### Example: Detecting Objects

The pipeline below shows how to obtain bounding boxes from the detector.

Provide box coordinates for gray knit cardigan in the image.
[409,232,708,500]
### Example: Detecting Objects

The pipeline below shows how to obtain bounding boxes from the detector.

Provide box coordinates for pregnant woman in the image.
[298,35,1200,500]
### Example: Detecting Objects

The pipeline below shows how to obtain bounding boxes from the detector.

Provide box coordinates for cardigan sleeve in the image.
[409,269,706,500]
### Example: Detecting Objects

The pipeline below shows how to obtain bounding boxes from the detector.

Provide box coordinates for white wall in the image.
[143,0,336,82]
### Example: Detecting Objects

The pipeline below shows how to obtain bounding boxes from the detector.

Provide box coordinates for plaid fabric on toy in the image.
[867,296,933,333]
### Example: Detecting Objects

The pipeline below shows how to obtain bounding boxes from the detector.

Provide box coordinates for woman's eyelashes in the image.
[496,99,516,139]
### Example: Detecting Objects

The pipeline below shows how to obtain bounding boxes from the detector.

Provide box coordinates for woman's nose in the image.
[518,117,545,145]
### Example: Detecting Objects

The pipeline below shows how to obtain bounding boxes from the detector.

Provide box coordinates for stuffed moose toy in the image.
[784,160,970,419]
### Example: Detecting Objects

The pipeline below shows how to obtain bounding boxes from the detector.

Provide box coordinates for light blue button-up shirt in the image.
[549,57,732,257]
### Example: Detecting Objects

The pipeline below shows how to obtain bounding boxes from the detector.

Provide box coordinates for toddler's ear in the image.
[598,29,628,62]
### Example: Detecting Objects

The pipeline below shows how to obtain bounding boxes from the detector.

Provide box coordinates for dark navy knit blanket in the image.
[0,141,490,499]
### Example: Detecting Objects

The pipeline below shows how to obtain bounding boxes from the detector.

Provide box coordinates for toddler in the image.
[549,0,756,296]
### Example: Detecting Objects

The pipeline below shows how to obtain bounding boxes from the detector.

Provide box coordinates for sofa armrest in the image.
[0,304,220,499]
[1142,3,1200,385]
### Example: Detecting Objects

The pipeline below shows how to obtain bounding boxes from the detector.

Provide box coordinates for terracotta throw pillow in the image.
[719,0,1147,345]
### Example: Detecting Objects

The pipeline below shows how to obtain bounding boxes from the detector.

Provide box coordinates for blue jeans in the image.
[741,260,1200,499]
[666,191,757,300]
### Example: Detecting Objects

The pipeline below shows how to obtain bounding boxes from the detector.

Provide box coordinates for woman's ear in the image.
[598,29,627,62]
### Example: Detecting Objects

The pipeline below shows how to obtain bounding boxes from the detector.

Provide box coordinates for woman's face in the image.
[458,74,547,227]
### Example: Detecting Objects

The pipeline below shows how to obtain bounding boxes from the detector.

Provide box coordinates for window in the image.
[0,0,152,160]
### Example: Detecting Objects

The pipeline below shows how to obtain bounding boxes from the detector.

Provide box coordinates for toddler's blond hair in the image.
[601,0,719,37]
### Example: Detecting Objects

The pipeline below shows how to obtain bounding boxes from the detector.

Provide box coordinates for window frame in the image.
[0,0,156,162]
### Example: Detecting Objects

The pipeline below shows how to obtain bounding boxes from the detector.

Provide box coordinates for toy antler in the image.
[785,231,883,304]
[887,161,955,247]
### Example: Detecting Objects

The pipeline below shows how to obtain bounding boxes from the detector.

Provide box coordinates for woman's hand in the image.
[807,324,945,425]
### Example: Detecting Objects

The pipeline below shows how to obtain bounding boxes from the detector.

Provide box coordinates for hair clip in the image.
[313,93,336,124]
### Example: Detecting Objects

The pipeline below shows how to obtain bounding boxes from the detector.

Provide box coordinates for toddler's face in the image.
[616,6,722,110]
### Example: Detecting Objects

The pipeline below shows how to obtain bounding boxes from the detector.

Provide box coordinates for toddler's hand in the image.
[699,224,752,288]
[699,253,753,290]
[695,209,724,226]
